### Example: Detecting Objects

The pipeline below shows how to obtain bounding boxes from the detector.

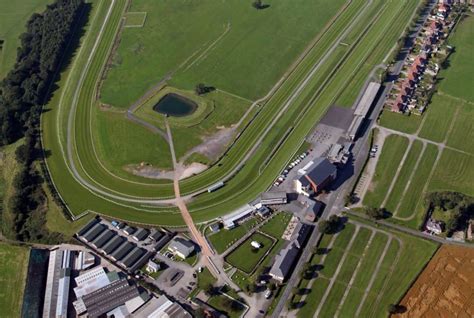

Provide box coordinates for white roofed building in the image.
[221,204,256,229]
[133,295,191,318]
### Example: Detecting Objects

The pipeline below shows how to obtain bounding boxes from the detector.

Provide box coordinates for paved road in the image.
[346,210,474,249]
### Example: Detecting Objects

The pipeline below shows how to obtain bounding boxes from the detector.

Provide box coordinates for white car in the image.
[265,290,272,299]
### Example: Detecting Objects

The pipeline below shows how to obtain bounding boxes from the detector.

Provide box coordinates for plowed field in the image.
[395,245,474,318]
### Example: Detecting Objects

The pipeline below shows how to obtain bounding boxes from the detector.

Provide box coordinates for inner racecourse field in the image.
[41,0,422,225]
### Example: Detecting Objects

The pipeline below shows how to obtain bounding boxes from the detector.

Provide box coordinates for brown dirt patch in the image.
[393,245,474,318]
[182,126,237,163]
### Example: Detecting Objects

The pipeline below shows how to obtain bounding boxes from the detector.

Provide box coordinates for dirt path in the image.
[165,121,260,317]
[313,225,361,318]
[166,120,213,258]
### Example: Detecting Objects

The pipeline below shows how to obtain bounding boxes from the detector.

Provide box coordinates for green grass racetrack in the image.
[41,0,422,225]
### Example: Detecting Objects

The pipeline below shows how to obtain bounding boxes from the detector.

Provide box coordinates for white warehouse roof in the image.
[222,204,256,228]
[354,82,381,117]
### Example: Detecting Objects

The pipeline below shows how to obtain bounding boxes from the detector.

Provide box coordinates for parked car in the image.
[265,290,272,299]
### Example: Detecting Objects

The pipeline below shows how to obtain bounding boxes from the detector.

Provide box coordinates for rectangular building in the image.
[353,82,381,117]
[295,158,337,197]
[81,279,140,317]
[168,238,195,259]
[269,243,299,283]
[42,249,73,318]
[110,241,135,261]
[102,236,126,255]
[91,229,116,249]
[260,191,288,205]
[221,204,256,229]
[132,228,149,241]
[82,223,106,243]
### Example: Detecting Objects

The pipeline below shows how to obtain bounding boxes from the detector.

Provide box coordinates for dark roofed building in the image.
[81,279,139,317]
[120,247,146,268]
[82,224,106,243]
[269,243,299,283]
[123,226,137,236]
[117,222,127,230]
[149,230,164,241]
[153,233,173,252]
[78,219,99,237]
[295,158,337,197]
[260,191,288,205]
[102,236,126,255]
[132,228,149,241]
[256,206,271,218]
[293,223,312,249]
[129,251,153,273]
[91,229,116,249]
[110,241,135,261]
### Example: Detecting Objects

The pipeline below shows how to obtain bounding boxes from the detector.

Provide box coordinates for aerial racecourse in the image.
[41,0,421,225]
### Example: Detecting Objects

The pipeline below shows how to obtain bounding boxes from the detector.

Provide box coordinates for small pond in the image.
[153,93,197,117]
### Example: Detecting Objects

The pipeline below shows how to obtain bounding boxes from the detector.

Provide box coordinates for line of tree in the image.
[0,0,83,145]
[0,0,84,243]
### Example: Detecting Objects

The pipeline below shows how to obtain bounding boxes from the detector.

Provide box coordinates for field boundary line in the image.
[375,125,474,157]
[215,88,254,104]
[381,138,413,208]
[393,142,427,217]
[355,235,392,317]
[298,231,339,305]
[313,225,360,318]
[442,103,462,144]
[334,229,376,318]
[183,22,230,72]
[368,237,403,318]
[401,145,444,221]
[123,11,147,28]
[437,90,474,106]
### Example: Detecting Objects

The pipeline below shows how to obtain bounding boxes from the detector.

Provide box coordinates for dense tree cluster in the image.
[425,192,474,234]
[318,215,343,234]
[365,207,388,220]
[0,0,84,243]
[0,0,83,145]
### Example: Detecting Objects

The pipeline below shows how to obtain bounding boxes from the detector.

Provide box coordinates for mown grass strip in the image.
[363,135,409,208]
